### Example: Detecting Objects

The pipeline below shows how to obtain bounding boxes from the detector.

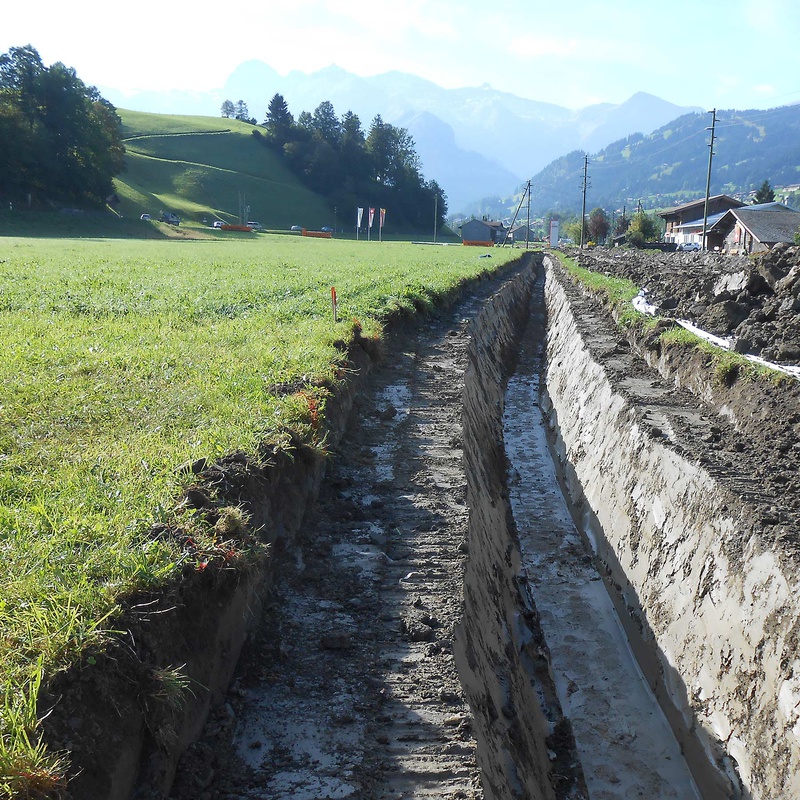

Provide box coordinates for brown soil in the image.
[577,245,800,363]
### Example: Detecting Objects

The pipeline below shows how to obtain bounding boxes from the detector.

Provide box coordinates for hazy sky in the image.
[3,0,799,111]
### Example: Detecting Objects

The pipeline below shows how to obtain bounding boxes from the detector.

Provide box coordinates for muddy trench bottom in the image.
[503,275,701,800]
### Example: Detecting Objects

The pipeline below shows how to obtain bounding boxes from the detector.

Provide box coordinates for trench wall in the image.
[455,254,587,800]
[541,256,800,800]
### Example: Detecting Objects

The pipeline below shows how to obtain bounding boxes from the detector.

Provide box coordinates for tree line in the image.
[0,45,125,207]
[222,94,447,232]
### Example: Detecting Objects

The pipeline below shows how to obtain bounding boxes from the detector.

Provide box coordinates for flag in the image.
[380,208,386,228]
[357,207,363,227]
[369,208,375,228]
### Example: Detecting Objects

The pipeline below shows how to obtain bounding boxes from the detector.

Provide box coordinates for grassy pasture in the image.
[116,111,333,229]
[0,234,517,792]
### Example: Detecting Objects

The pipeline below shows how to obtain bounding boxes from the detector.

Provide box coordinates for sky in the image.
[3,0,800,111]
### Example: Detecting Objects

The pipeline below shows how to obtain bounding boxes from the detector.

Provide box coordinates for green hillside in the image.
[115,110,334,228]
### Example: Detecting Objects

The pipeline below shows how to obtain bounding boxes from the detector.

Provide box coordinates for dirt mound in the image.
[577,245,800,364]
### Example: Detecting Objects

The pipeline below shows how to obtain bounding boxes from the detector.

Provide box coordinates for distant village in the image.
[454,183,800,254]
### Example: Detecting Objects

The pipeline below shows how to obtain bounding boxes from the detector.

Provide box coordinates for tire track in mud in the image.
[168,280,508,800]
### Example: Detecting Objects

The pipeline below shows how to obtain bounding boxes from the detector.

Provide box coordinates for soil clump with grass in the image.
[578,245,800,363]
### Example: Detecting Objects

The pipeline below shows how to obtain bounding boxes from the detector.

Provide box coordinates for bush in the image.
[626,230,645,248]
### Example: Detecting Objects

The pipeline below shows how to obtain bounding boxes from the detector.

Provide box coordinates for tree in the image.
[587,207,610,243]
[220,99,236,118]
[311,101,340,147]
[562,220,583,245]
[234,100,254,124]
[366,115,392,183]
[625,210,661,247]
[424,179,448,234]
[263,93,293,146]
[0,45,124,206]
[0,44,45,129]
[753,179,775,204]
[614,210,630,237]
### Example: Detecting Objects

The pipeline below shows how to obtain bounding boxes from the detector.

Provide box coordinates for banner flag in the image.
[357,207,363,228]
[369,207,375,228]
[380,208,386,228]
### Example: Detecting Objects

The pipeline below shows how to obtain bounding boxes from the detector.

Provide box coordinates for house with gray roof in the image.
[459,219,506,245]
[510,224,536,245]
[709,202,800,254]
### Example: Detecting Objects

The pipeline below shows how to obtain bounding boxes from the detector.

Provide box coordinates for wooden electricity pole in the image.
[701,108,717,252]
[580,155,589,248]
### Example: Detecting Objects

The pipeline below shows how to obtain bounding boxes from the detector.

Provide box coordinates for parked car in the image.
[290,225,303,231]
[140,213,151,221]
[212,221,225,228]
[320,226,333,233]
[247,221,263,230]
[677,242,701,251]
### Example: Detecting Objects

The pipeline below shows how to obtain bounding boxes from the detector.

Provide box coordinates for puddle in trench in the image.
[503,324,702,799]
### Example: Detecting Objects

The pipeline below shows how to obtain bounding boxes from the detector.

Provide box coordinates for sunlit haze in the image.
[3,0,799,111]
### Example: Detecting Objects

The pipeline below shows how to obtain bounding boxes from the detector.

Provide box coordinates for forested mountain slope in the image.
[527,104,800,215]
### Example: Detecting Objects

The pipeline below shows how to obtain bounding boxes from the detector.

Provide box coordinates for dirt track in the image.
[167,278,508,799]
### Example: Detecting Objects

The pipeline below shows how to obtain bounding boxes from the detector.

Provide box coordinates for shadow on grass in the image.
[0,210,217,240]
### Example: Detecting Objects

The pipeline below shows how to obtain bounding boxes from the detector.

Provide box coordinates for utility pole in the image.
[503,182,528,246]
[580,155,589,248]
[701,108,717,252]
[526,179,531,249]
[433,193,438,243]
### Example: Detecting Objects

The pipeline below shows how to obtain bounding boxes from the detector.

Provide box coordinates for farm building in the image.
[510,225,536,245]
[659,195,744,247]
[710,202,800,254]
[460,219,506,245]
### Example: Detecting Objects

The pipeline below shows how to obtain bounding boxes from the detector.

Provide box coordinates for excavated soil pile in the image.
[576,245,800,363]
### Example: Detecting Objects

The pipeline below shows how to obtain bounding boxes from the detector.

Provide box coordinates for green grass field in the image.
[115,110,334,230]
[0,234,517,793]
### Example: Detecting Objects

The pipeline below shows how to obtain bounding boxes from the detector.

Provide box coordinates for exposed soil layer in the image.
[504,270,701,799]
[544,252,800,799]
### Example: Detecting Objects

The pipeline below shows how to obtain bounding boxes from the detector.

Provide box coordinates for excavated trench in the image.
[458,253,800,800]
[52,253,800,799]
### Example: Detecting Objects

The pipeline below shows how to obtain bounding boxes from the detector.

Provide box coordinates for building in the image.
[658,195,744,247]
[460,219,506,245]
[710,202,800,254]
[510,224,536,245]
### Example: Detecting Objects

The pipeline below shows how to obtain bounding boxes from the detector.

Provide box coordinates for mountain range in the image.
[101,63,701,212]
